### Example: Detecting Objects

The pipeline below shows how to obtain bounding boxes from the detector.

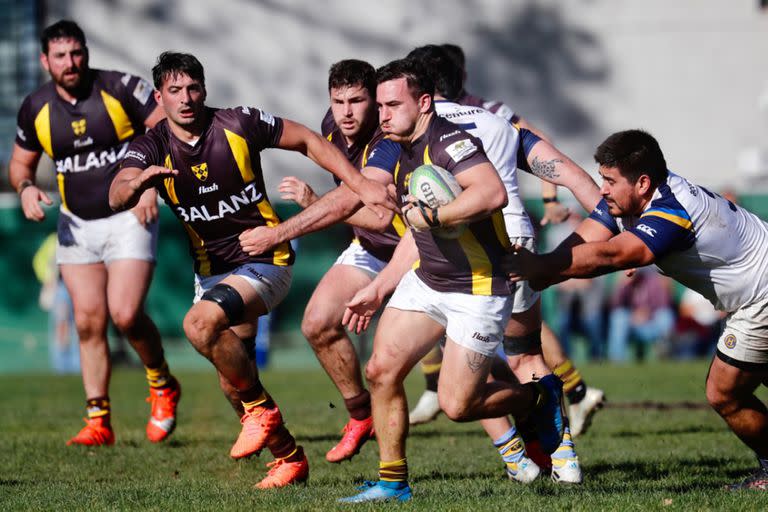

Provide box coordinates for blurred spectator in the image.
[607,268,675,362]
[33,234,79,374]
[672,288,724,359]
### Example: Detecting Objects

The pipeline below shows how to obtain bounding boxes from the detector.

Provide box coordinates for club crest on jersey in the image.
[723,334,737,349]
[191,162,209,181]
[71,119,86,136]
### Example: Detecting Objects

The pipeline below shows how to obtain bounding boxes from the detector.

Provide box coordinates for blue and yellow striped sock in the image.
[493,426,525,465]
[552,426,576,461]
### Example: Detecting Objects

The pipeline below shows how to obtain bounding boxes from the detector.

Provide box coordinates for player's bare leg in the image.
[183,275,307,488]
[706,356,768,490]
[107,259,180,442]
[301,264,375,462]
[409,344,443,425]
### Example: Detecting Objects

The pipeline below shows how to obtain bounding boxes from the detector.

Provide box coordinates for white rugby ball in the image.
[408,164,466,239]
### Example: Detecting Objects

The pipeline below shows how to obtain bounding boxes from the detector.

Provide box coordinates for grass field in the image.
[2,360,768,511]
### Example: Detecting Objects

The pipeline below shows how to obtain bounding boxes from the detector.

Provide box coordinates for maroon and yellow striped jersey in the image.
[121,106,294,276]
[393,115,513,296]
[15,69,157,220]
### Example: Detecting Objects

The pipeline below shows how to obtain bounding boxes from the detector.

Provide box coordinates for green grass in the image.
[1,360,767,510]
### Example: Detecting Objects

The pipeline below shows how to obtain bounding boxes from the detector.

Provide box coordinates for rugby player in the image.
[109,52,390,489]
[408,45,605,444]
[9,20,179,447]
[334,59,565,503]
[508,129,768,491]
[268,60,402,463]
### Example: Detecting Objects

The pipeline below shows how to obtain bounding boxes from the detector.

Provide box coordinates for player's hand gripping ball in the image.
[406,164,466,239]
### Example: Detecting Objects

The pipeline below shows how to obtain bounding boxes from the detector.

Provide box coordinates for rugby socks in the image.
[86,396,111,425]
[421,344,443,392]
[494,427,526,467]
[344,390,372,421]
[379,458,408,484]
[145,359,173,389]
[551,425,576,460]
[553,360,587,405]
[268,424,301,461]
[239,381,275,410]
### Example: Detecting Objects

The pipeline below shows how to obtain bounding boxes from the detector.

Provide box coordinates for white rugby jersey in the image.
[434,100,534,238]
[589,172,768,312]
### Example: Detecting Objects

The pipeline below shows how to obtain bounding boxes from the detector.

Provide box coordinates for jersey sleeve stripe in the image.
[33,103,53,157]
[100,90,135,141]
[423,145,432,165]
[223,129,256,182]
[163,155,180,205]
[641,210,693,230]
[254,198,292,266]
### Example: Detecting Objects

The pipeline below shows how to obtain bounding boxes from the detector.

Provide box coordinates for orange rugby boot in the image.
[66,417,115,447]
[230,404,284,459]
[325,416,375,463]
[255,447,309,489]
[146,379,181,443]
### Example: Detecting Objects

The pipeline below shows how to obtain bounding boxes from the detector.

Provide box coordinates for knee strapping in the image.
[503,329,542,356]
[201,284,245,326]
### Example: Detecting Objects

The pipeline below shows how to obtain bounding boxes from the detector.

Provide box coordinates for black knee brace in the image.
[502,329,542,356]
[201,283,245,326]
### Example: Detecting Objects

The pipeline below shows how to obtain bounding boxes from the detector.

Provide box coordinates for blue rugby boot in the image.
[338,480,413,503]
[531,374,565,454]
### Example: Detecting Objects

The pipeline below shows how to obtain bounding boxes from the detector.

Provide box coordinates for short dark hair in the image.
[441,44,465,70]
[328,59,377,98]
[376,58,434,100]
[406,45,463,101]
[594,129,668,188]
[41,20,86,54]
[152,51,205,89]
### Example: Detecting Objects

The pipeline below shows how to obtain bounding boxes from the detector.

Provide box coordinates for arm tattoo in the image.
[466,352,489,373]
[529,156,562,180]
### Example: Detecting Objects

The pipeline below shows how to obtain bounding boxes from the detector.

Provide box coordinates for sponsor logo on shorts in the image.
[244,267,266,282]
[723,333,737,349]
[472,332,491,343]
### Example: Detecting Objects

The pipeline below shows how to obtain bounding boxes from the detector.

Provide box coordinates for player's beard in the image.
[54,67,87,95]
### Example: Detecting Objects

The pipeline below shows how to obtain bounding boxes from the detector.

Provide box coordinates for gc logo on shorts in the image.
[723,334,737,349]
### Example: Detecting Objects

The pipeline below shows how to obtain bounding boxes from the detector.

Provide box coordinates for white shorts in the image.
[508,237,541,314]
[386,270,514,357]
[716,296,768,368]
[334,241,388,278]
[193,262,292,313]
[56,209,158,265]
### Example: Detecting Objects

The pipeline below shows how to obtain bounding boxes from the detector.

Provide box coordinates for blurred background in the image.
[1,0,768,372]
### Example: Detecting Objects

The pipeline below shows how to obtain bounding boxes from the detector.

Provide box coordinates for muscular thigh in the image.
[106,259,154,315]
[369,307,445,381]
[506,299,541,338]
[708,355,768,397]
[305,264,374,325]
[60,263,108,318]
[439,338,493,403]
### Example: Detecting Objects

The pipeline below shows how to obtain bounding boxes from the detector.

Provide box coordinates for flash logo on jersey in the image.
[71,119,87,136]
[191,162,209,181]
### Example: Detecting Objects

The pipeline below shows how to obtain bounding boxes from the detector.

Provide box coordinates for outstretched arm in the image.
[277,119,398,217]
[109,165,177,211]
[9,144,51,222]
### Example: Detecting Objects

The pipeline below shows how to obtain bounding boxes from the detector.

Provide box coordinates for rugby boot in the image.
[505,455,541,483]
[66,417,115,447]
[146,378,181,443]
[530,374,566,454]
[255,447,309,489]
[326,416,375,463]
[338,481,413,503]
[550,427,583,484]
[408,390,441,425]
[230,404,283,459]
[568,387,605,437]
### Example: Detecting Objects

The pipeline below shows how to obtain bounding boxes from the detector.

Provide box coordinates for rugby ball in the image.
[408,164,466,239]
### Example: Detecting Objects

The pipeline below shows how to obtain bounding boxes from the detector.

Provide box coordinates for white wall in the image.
[52,0,768,198]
